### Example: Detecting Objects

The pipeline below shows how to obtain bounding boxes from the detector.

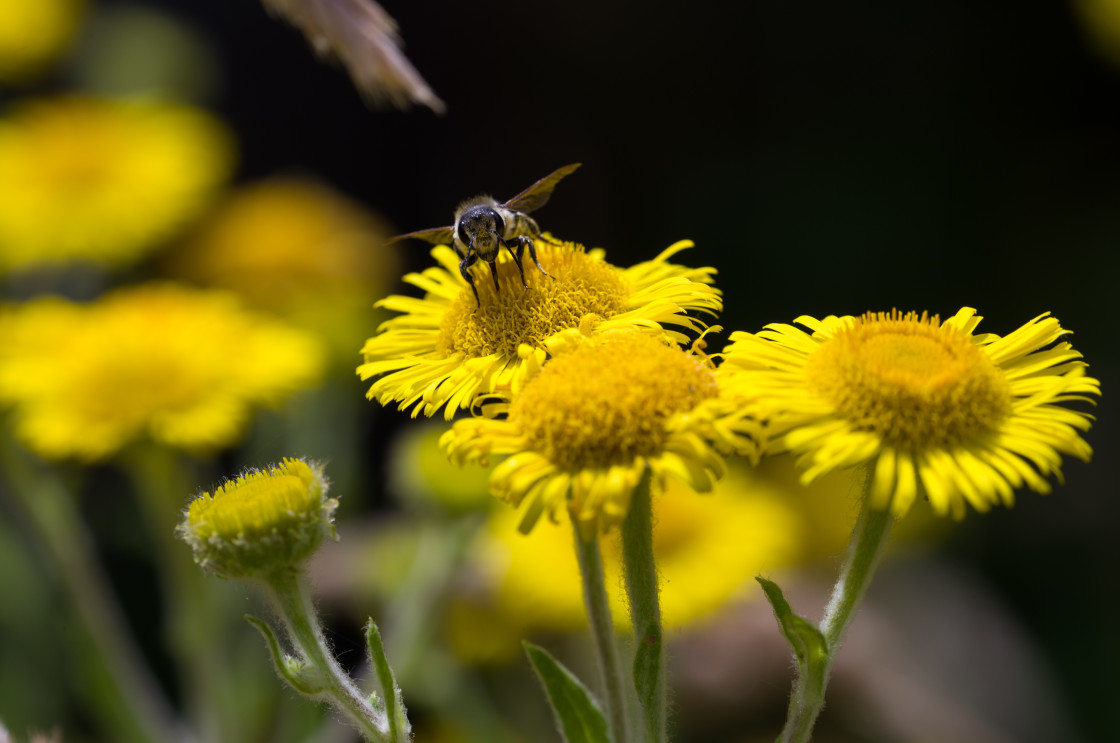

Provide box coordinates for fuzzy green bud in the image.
[178,458,337,579]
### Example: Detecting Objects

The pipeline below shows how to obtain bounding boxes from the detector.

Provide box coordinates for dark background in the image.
[25,1,1120,740]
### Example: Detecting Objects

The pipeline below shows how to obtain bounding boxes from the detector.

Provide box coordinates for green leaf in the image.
[756,577,828,668]
[244,614,324,695]
[365,619,410,743]
[524,642,613,743]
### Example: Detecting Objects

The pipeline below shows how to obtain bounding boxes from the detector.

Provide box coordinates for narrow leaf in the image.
[366,619,410,743]
[756,577,828,667]
[524,642,613,743]
[245,614,322,694]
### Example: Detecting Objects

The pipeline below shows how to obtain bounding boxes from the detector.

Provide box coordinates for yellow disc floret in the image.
[359,239,721,420]
[512,333,718,471]
[437,245,627,359]
[442,330,741,536]
[720,308,1100,519]
[805,310,1012,447]
[179,459,337,579]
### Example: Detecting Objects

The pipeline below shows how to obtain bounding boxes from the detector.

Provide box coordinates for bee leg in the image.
[459,251,482,308]
[497,237,529,288]
[517,236,554,281]
[488,258,502,295]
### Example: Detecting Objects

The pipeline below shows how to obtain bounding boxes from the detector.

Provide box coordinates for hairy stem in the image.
[265,569,390,742]
[780,477,893,743]
[574,527,630,743]
[621,472,666,743]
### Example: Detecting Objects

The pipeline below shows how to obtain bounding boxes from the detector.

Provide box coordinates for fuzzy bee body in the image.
[389,164,581,307]
[452,197,540,263]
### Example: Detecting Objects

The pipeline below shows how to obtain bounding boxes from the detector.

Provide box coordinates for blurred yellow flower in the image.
[442,330,757,537]
[0,0,85,83]
[386,421,493,513]
[1074,0,1120,67]
[0,96,234,272]
[447,462,804,662]
[0,284,325,461]
[359,239,722,419]
[164,177,397,361]
[721,309,1100,519]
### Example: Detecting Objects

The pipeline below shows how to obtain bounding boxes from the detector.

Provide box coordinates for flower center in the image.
[24,101,125,193]
[187,459,321,538]
[805,310,1012,447]
[436,243,628,359]
[510,333,718,470]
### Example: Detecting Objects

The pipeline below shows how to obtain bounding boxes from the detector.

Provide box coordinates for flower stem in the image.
[124,445,235,743]
[574,526,630,743]
[779,478,893,743]
[0,441,189,743]
[264,568,391,742]
[621,471,666,743]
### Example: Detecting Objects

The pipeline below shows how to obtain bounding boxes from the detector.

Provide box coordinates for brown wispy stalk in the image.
[261,0,445,113]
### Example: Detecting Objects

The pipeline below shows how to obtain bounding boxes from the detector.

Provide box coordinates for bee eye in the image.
[457,219,470,244]
[491,210,505,233]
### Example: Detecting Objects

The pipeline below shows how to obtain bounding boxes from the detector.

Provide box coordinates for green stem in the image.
[123,446,240,743]
[620,471,666,743]
[779,480,893,743]
[0,443,189,743]
[574,526,630,743]
[265,568,390,742]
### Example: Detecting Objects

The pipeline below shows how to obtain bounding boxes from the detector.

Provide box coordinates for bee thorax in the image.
[497,209,540,240]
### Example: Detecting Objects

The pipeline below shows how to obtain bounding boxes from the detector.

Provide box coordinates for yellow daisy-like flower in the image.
[167,177,396,311]
[164,177,397,362]
[0,0,84,83]
[179,458,337,579]
[441,330,754,536]
[0,95,234,272]
[0,284,325,462]
[359,239,722,419]
[720,308,1100,519]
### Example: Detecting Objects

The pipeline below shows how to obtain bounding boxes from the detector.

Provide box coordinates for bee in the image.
[389,163,581,307]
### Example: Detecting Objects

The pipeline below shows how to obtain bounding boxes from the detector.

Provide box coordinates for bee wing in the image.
[385,225,455,245]
[502,163,582,214]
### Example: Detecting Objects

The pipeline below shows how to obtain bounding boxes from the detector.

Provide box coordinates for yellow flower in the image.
[179,458,337,579]
[0,284,325,462]
[386,421,493,513]
[720,308,1100,519]
[441,330,755,536]
[0,96,234,272]
[358,239,722,419]
[163,177,397,362]
[0,0,84,83]
[1074,0,1120,68]
[166,176,396,308]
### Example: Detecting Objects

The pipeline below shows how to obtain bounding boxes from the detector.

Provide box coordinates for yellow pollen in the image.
[436,243,628,359]
[510,334,718,470]
[805,310,1012,447]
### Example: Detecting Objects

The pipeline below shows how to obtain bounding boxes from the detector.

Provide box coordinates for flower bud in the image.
[178,458,337,579]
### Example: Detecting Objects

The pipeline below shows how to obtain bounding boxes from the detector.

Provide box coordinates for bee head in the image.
[457,203,504,247]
